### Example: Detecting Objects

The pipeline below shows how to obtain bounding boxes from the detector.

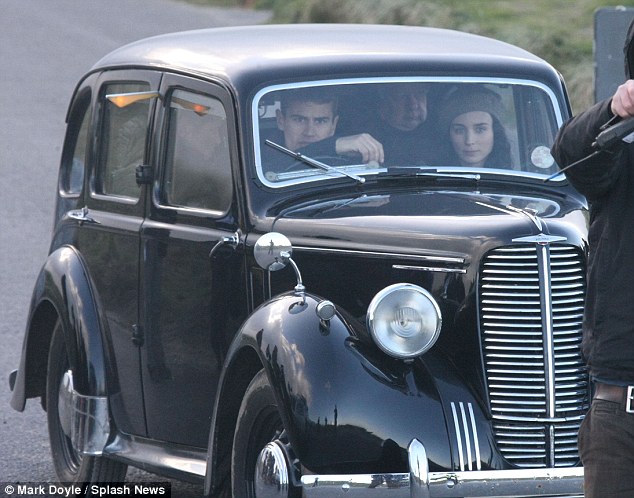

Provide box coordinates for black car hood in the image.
[268,188,587,261]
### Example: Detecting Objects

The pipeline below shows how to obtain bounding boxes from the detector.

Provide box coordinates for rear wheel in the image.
[231,369,301,498]
[46,320,127,484]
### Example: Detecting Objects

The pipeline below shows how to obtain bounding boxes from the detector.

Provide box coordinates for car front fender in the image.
[211,291,460,477]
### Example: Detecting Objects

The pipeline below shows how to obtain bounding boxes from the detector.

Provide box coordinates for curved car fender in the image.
[212,291,454,475]
[10,245,109,411]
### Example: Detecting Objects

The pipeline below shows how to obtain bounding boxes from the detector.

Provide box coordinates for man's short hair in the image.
[279,87,339,116]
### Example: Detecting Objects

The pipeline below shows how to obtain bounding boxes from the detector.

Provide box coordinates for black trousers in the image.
[578,398,634,497]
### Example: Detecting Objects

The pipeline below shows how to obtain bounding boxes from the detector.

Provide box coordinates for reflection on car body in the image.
[9,24,587,497]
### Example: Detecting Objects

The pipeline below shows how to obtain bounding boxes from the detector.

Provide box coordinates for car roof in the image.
[91,24,554,89]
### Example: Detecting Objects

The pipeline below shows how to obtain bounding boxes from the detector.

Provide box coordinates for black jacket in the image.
[260,130,341,173]
[551,98,634,382]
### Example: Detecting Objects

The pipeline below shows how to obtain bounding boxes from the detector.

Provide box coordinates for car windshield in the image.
[253,78,564,188]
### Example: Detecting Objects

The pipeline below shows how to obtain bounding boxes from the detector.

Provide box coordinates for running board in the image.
[104,433,206,483]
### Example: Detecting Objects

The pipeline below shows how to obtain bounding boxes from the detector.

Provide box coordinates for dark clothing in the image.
[551,20,634,498]
[261,124,433,171]
[364,120,433,166]
[261,130,341,173]
[551,98,634,383]
[551,87,634,498]
[578,398,634,497]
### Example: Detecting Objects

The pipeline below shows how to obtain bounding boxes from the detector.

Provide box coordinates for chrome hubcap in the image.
[57,370,74,438]
[254,441,290,497]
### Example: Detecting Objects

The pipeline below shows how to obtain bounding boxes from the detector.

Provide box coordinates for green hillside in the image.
[193,0,634,113]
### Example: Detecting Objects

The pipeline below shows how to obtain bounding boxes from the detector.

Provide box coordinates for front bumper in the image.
[301,439,584,497]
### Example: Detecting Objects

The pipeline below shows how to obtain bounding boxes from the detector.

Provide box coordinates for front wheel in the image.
[231,369,301,498]
[46,320,127,485]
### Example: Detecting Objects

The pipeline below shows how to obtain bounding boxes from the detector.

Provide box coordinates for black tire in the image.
[46,320,127,486]
[231,370,299,498]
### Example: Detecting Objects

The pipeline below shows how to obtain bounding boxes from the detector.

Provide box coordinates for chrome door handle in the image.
[67,206,100,225]
[209,231,240,258]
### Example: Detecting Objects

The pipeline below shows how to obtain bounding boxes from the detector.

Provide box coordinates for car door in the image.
[139,74,246,447]
[78,69,162,437]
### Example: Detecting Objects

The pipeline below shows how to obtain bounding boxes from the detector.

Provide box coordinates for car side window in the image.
[60,93,91,196]
[161,89,232,213]
[97,82,152,199]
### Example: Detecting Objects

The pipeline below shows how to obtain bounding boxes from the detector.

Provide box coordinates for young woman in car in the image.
[437,86,512,168]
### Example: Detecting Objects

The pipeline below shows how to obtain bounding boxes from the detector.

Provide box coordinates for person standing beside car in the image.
[550,18,634,498]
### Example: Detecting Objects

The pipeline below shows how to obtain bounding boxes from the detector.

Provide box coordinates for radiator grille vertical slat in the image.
[480,244,588,468]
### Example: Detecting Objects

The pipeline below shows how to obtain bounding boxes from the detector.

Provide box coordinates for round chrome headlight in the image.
[367,283,442,359]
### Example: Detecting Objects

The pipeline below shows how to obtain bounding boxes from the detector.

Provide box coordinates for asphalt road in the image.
[0,0,269,493]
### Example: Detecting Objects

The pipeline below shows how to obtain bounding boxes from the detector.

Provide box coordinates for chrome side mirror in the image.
[254,232,337,320]
[254,232,305,296]
[254,232,293,272]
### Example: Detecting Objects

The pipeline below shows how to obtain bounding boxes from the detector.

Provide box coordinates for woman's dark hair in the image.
[484,115,512,168]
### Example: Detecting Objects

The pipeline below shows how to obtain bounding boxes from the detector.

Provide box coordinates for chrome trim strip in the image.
[393,265,467,274]
[549,425,556,468]
[459,403,473,471]
[295,246,466,265]
[249,270,255,311]
[61,370,110,456]
[537,244,556,420]
[450,402,481,471]
[73,392,110,456]
[468,403,481,471]
[450,403,465,471]
[301,439,584,497]
[105,433,206,478]
[491,413,586,423]
[302,474,410,497]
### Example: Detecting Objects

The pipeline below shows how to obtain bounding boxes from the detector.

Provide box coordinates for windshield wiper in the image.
[265,140,365,184]
[378,167,481,181]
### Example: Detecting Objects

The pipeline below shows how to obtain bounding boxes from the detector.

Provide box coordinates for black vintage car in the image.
[9,24,588,497]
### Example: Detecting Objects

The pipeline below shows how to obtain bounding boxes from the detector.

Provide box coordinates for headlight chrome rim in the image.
[367,283,442,359]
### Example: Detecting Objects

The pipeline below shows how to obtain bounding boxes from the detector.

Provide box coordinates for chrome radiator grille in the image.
[479,244,588,468]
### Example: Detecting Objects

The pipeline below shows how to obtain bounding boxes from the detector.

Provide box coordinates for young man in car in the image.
[550,18,634,498]
[262,87,384,172]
